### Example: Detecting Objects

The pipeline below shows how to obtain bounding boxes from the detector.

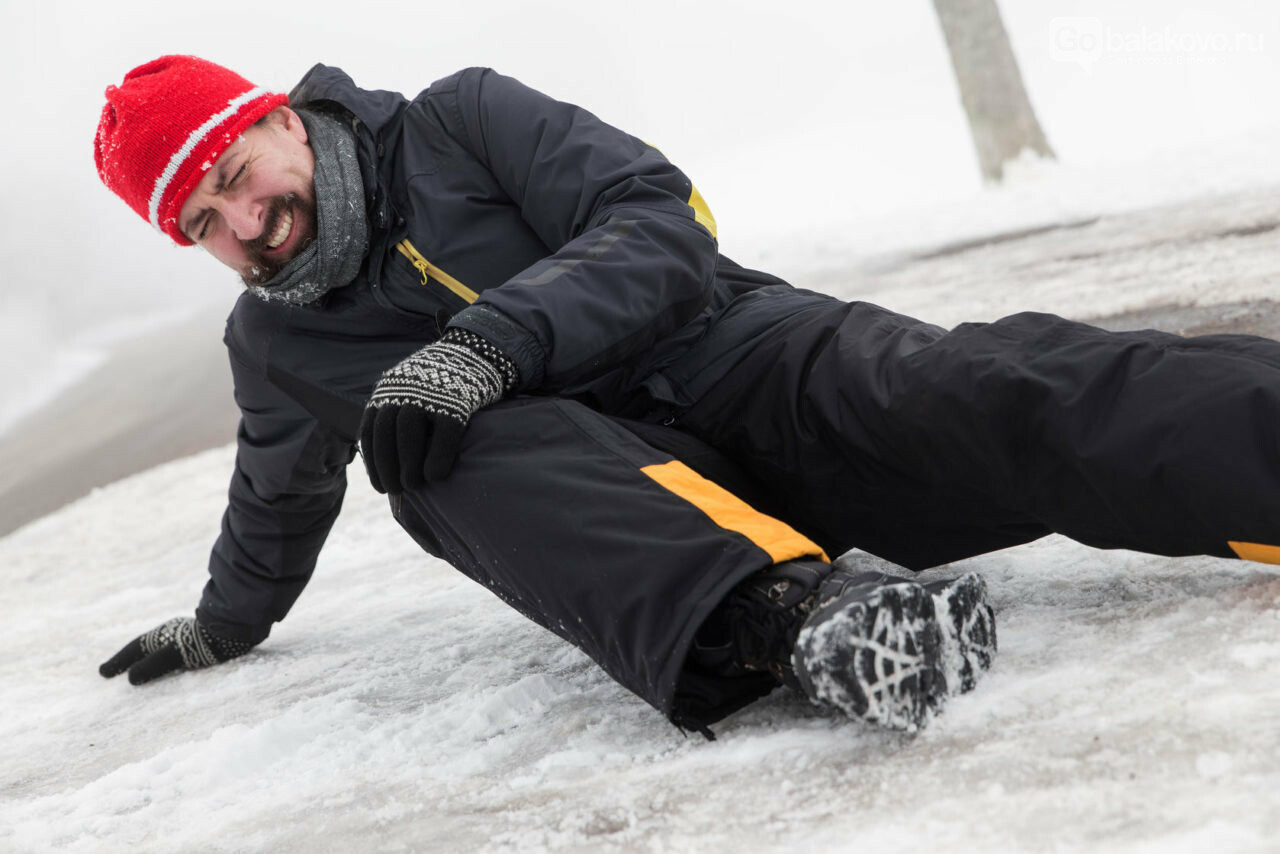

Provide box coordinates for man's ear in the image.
[264,105,308,144]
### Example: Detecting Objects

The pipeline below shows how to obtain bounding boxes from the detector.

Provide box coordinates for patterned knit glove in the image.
[98,617,256,685]
[360,328,518,493]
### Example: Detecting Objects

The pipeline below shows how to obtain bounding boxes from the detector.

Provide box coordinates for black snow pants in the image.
[394,289,1280,729]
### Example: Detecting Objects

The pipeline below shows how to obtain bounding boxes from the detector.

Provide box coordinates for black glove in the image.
[360,328,517,493]
[99,617,256,685]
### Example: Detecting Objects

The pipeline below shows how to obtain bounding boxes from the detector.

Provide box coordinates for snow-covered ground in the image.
[4,442,1280,852]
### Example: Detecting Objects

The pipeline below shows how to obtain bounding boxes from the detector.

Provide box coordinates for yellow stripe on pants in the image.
[1229,541,1280,565]
[641,460,828,565]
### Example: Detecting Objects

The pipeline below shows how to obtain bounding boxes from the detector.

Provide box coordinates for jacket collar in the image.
[289,64,400,239]
[288,64,405,138]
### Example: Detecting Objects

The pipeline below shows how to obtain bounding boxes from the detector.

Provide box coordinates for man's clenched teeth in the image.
[266,208,293,249]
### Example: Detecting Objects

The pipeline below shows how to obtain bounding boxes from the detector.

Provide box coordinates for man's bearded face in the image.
[239,192,318,285]
[177,106,318,285]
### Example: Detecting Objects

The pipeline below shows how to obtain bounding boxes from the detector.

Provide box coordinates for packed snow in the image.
[4,441,1280,851]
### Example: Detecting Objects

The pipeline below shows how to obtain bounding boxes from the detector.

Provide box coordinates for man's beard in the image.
[240,193,318,287]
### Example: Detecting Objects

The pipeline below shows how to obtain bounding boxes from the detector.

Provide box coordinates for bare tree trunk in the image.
[932,0,1055,182]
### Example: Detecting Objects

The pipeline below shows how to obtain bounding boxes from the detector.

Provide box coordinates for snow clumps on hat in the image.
[94,55,289,245]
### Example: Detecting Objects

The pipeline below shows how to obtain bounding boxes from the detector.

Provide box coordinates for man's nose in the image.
[222,199,263,242]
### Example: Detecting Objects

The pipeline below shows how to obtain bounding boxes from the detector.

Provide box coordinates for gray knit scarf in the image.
[248,109,369,306]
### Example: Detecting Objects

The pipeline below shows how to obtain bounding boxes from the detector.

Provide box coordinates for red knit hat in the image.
[95,56,289,245]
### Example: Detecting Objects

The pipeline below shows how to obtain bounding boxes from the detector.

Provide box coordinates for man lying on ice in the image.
[95,56,1280,737]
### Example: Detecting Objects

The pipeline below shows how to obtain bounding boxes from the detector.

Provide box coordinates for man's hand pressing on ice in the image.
[99,617,256,685]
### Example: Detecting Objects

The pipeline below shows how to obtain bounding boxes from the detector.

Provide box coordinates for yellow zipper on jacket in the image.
[396,239,479,304]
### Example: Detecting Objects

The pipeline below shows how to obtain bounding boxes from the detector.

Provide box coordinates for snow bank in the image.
[0,307,207,440]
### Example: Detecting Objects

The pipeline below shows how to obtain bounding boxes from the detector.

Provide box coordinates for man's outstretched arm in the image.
[101,326,352,683]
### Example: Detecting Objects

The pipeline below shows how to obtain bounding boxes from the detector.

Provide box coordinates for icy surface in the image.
[3,444,1280,852]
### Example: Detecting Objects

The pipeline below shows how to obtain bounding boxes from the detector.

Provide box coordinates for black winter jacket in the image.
[197,64,793,643]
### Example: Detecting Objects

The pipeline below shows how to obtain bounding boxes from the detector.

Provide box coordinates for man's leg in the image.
[678,299,1280,569]
[391,396,832,731]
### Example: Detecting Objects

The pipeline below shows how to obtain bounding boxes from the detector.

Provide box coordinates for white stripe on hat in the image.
[147,86,269,231]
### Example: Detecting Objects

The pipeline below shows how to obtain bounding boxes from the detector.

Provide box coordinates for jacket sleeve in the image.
[437,67,720,390]
[196,344,353,644]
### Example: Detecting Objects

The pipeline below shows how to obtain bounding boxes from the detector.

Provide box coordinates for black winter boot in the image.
[690,559,829,691]
[698,557,997,732]
[792,570,946,731]
[923,572,998,695]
